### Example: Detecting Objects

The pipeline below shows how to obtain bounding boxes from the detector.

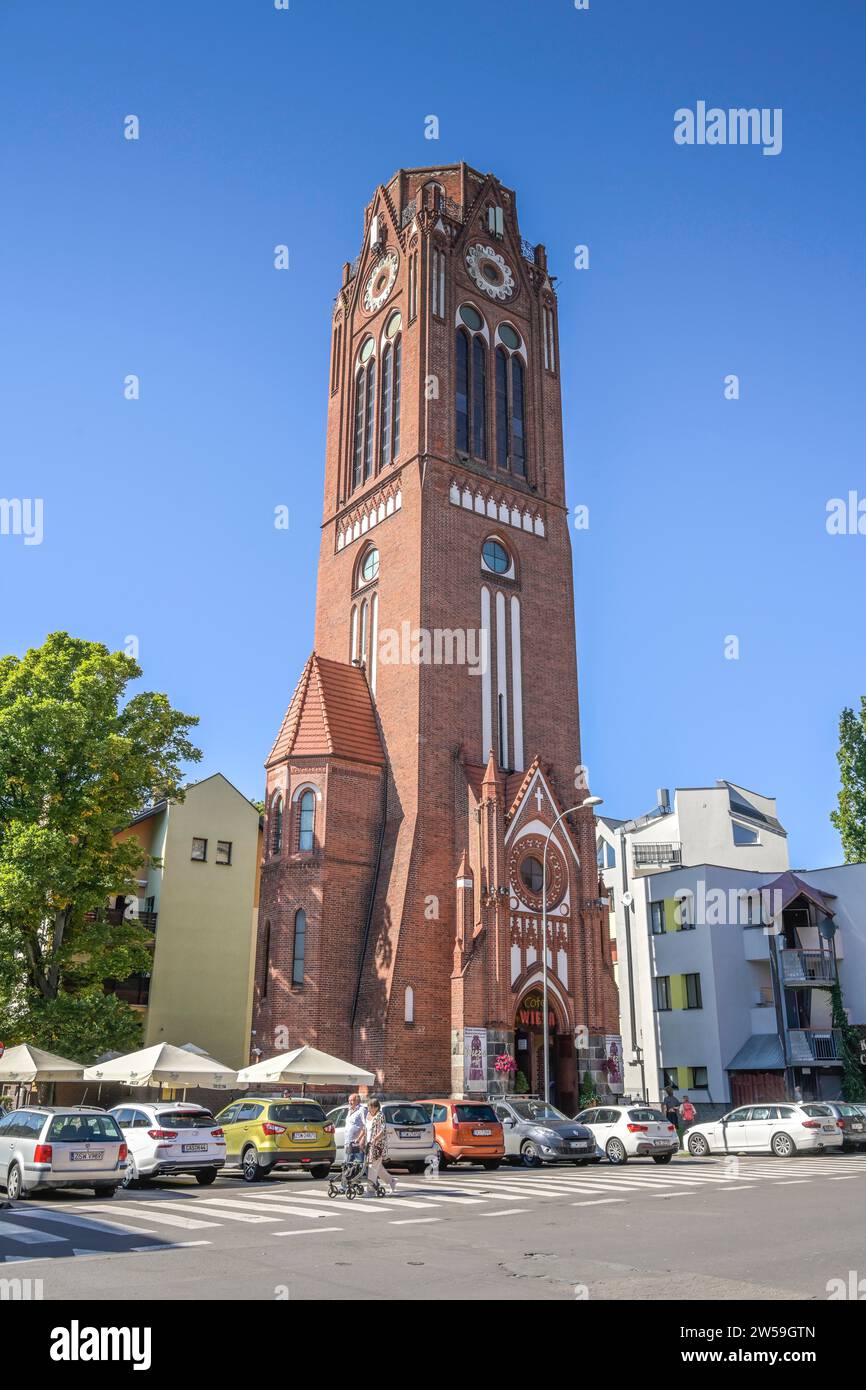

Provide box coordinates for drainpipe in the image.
[618,829,644,1101]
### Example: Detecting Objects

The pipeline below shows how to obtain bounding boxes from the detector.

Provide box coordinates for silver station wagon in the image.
[0,1105,128,1199]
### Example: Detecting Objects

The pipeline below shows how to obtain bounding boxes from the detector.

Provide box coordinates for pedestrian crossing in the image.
[1,1154,863,1263]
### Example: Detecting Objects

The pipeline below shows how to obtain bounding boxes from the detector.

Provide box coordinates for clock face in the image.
[363,250,399,313]
[465,243,516,301]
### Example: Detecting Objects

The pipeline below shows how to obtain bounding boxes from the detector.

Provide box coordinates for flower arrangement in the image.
[494,1052,517,1094]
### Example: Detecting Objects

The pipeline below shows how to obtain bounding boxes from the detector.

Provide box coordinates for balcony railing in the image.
[788,1028,842,1062]
[633,841,683,869]
[780,949,837,985]
[85,907,157,930]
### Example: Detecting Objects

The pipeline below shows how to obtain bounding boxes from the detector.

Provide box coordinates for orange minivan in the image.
[420,1099,504,1169]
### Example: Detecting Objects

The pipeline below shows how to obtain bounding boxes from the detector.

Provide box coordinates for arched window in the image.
[298,789,315,852]
[292,909,306,986]
[271,796,283,856]
[261,920,271,998]
[352,342,376,492]
[404,985,414,1025]
[379,312,402,469]
[494,326,526,476]
[455,305,487,461]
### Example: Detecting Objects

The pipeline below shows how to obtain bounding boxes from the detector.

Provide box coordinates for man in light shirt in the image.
[344,1093,367,1169]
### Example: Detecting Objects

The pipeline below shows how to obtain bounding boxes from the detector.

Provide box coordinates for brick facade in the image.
[252,164,620,1111]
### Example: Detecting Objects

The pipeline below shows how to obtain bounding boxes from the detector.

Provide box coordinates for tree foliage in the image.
[0,632,201,1059]
[830,699,866,864]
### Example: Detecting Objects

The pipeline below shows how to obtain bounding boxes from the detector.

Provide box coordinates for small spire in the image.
[482,748,502,792]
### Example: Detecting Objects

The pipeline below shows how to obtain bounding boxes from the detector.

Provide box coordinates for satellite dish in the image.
[621,891,634,909]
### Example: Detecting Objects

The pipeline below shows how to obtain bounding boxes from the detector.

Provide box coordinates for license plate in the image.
[852,1123,863,1131]
[472,1128,492,1137]
[653,1139,669,1146]
[568,1141,588,1149]
[183,1143,208,1152]
[71,1150,103,1161]
[292,1131,317,1142]
[397,1130,421,1139]
[822,1124,836,1132]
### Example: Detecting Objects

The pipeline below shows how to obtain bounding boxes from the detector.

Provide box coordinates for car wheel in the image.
[481,1159,501,1171]
[521,1142,543,1168]
[242,1146,263,1183]
[771,1131,796,1158]
[605,1138,628,1165]
[93,1184,117,1198]
[310,1164,331,1181]
[434,1144,449,1170]
[6,1164,26,1201]
[652,1153,674,1165]
[688,1132,710,1157]
[121,1156,138,1188]
[195,1169,218,1186]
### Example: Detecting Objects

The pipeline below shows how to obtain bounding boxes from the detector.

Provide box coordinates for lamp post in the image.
[541,794,604,1104]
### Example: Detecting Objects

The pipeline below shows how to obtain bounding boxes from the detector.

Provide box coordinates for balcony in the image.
[633,841,683,870]
[780,949,836,985]
[85,906,157,931]
[788,1028,842,1063]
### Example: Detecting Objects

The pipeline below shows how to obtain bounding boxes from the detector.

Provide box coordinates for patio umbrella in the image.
[0,1044,85,1084]
[236,1045,375,1093]
[83,1042,237,1097]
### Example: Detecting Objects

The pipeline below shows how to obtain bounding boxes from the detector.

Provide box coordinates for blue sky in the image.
[1,0,863,866]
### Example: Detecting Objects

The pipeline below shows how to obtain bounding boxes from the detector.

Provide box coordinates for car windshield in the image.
[269,1104,325,1124]
[454,1105,498,1123]
[384,1105,429,1126]
[156,1111,215,1129]
[510,1101,567,1122]
[47,1114,123,1142]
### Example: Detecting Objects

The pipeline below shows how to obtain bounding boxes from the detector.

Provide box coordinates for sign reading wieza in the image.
[464,1028,487,1093]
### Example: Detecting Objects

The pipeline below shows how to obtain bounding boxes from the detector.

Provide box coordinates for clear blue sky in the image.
[1,0,864,867]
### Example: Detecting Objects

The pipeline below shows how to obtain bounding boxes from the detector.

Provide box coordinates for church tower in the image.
[253,165,620,1111]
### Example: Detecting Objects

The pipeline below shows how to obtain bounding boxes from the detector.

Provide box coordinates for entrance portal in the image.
[514,988,576,1113]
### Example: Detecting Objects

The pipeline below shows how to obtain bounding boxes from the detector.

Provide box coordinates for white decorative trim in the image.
[510,595,524,772]
[449,481,545,539]
[337,484,402,553]
[480,585,492,760]
[495,590,508,769]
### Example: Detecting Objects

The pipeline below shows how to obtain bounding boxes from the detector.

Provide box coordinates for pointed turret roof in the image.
[482,748,503,794]
[266,654,385,768]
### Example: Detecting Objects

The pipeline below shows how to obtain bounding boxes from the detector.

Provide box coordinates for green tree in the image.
[0,632,201,1059]
[825,983,866,1103]
[830,699,866,863]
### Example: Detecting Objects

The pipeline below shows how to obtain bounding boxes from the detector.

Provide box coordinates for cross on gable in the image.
[534,785,544,812]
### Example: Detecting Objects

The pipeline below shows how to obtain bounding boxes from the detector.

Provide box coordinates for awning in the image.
[726,1035,785,1072]
[0,1044,85,1083]
[236,1045,375,1087]
[83,1043,237,1088]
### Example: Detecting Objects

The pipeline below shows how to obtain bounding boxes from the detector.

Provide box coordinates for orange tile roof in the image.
[267,654,385,768]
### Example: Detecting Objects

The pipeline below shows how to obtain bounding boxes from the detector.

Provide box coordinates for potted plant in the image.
[494,1052,517,1096]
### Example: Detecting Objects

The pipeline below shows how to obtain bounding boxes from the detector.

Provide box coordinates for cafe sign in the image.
[516,990,555,1031]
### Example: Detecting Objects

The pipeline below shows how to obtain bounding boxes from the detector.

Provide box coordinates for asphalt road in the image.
[2,1151,864,1301]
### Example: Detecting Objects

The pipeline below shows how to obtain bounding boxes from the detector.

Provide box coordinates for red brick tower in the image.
[253,165,620,1110]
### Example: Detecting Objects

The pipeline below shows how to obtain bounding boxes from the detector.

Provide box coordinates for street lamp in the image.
[541,793,604,1104]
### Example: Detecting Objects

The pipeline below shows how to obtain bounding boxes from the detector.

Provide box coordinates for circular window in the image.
[359,338,374,364]
[499,323,521,351]
[459,304,484,333]
[361,548,379,582]
[385,310,402,339]
[521,856,544,894]
[482,538,510,574]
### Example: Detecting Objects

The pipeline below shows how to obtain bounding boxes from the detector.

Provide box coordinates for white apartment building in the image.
[596,781,791,1103]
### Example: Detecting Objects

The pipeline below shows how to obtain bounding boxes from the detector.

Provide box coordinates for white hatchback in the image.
[110,1102,226,1186]
[574,1105,679,1165]
[685,1102,843,1158]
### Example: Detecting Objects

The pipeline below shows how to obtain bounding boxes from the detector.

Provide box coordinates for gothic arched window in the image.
[261,920,271,998]
[456,304,487,461]
[292,909,306,986]
[352,340,376,492]
[271,796,283,857]
[495,325,526,476]
[380,312,402,468]
[298,789,316,852]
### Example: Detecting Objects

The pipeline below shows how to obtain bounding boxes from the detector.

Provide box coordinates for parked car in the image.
[685,1102,844,1157]
[491,1097,598,1167]
[811,1101,866,1152]
[109,1102,226,1186]
[419,1099,504,1169]
[574,1104,679,1165]
[0,1105,127,1199]
[214,1095,335,1182]
[326,1101,435,1173]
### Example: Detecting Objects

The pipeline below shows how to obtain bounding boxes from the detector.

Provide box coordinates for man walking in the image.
[662,1083,681,1145]
[344,1093,367,1171]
